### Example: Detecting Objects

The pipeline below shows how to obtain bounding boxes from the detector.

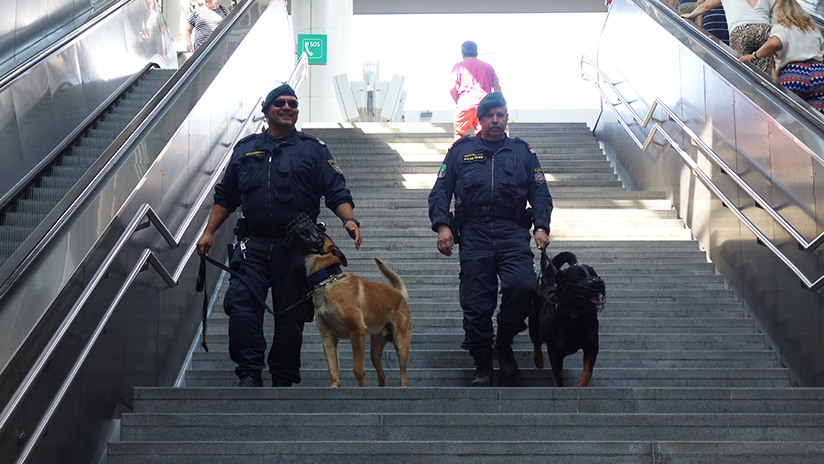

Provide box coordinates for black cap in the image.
[262,84,297,112]
[477,92,506,119]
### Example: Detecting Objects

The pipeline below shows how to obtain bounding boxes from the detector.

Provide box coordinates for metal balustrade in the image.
[581,54,824,291]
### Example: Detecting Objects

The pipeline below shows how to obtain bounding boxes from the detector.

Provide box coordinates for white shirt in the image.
[771,23,824,71]
[721,0,774,32]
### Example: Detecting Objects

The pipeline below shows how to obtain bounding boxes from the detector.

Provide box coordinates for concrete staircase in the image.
[108,122,824,463]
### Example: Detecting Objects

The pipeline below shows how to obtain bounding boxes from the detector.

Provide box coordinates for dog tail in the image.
[375,258,408,301]
[552,251,577,269]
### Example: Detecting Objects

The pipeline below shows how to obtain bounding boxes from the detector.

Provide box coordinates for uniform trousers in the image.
[458,219,536,351]
[224,236,312,384]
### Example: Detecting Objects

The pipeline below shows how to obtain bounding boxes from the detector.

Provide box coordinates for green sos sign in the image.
[297,34,327,65]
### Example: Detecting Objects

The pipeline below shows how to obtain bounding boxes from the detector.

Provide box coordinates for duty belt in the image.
[461,206,520,221]
[247,223,288,237]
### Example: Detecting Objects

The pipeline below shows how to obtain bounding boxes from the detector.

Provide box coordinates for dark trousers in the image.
[458,219,536,351]
[223,236,312,384]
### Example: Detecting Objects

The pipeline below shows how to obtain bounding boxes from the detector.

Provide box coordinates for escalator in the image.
[0,0,299,462]
[591,0,824,386]
[0,67,175,266]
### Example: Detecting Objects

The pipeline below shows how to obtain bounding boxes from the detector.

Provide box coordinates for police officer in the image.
[428,91,552,387]
[196,84,362,387]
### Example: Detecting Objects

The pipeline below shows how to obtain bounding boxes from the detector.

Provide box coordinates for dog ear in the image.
[330,244,348,267]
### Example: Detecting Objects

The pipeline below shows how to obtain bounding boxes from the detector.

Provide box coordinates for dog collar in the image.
[308,264,343,287]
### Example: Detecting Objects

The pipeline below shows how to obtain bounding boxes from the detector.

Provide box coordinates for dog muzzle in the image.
[282,212,327,255]
[559,276,606,314]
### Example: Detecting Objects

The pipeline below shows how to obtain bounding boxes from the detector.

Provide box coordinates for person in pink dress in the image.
[449,41,502,140]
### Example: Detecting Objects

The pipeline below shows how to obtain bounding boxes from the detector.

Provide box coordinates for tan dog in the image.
[306,235,413,387]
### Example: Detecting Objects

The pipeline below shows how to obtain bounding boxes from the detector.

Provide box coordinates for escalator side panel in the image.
[0,1,292,462]
[595,0,824,385]
[0,0,175,200]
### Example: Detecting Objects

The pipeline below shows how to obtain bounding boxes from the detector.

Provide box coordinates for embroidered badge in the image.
[328,159,343,174]
[527,145,537,155]
[463,153,485,162]
[315,137,327,146]
[437,164,447,179]
[244,150,265,157]
[534,168,545,184]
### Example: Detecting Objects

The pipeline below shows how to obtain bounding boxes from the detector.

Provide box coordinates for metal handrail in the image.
[7,34,310,458]
[0,0,258,299]
[581,54,824,291]
[5,96,262,464]
[0,0,133,93]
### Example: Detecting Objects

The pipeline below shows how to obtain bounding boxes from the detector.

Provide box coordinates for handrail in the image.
[581,54,824,291]
[0,62,160,215]
[4,96,263,464]
[0,0,133,93]
[637,0,824,137]
[7,36,310,459]
[0,0,258,299]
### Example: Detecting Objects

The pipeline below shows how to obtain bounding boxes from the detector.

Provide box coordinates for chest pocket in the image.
[498,156,527,197]
[237,152,266,193]
[460,157,488,190]
[272,150,293,201]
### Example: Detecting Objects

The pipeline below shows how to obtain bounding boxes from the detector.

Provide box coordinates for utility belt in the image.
[449,206,533,244]
[234,218,288,238]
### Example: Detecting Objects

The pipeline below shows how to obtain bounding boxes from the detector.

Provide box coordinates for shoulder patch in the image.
[463,153,485,162]
[526,144,537,155]
[534,167,545,184]
[437,163,447,179]
[314,137,326,147]
[328,159,343,174]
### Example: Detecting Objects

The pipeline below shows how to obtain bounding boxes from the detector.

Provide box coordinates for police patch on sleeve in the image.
[437,163,447,179]
[328,159,343,174]
[534,168,545,184]
[314,137,327,146]
[527,145,537,155]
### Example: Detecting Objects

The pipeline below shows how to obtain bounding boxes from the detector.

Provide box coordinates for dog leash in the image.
[196,253,277,352]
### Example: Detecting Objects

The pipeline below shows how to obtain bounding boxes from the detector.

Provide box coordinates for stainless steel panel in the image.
[594,0,824,386]
[0,0,121,76]
[0,1,292,462]
[0,0,176,198]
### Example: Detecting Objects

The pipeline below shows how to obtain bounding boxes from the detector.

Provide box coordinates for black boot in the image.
[237,371,263,387]
[470,348,494,387]
[495,332,519,377]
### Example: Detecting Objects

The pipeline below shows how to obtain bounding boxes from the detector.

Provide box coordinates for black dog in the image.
[528,251,606,387]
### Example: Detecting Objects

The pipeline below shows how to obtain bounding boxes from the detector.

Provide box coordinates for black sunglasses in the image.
[273,98,298,108]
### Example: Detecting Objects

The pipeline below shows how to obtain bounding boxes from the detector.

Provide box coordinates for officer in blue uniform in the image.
[196,84,362,387]
[428,92,552,387]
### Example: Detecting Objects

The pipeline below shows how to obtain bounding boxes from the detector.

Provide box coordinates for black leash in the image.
[196,253,276,352]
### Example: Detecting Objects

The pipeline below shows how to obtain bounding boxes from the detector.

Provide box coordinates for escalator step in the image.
[3,212,47,228]
[0,241,21,256]
[16,199,56,214]
[68,146,103,158]
[39,177,76,191]
[29,186,70,202]
[60,155,98,168]
[0,226,30,242]
[51,165,89,178]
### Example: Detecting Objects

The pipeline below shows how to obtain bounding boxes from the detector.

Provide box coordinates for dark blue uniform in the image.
[428,135,552,351]
[215,128,353,385]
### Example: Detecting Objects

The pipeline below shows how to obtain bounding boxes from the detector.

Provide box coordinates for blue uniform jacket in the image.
[215,129,353,225]
[428,135,552,232]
